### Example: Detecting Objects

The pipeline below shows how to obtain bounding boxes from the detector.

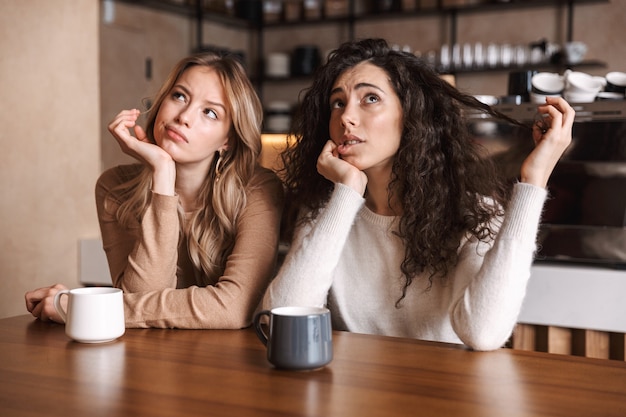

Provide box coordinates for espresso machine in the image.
[468,100,626,269]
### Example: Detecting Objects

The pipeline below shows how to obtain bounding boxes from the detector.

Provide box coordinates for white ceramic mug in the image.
[54,287,125,343]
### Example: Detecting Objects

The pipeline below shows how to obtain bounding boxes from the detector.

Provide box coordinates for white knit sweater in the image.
[263,182,547,350]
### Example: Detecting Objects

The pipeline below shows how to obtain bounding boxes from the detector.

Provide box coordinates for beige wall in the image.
[100,2,250,170]
[99,2,190,170]
[0,0,100,318]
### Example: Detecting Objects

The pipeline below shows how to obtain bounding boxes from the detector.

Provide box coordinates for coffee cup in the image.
[54,287,125,343]
[265,52,290,78]
[564,70,605,94]
[531,72,564,95]
[530,91,560,104]
[564,41,587,64]
[605,71,626,95]
[253,306,332,370]
[564,90,597,103]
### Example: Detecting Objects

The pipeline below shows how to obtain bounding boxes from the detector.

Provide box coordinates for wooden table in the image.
[1,315,625,417]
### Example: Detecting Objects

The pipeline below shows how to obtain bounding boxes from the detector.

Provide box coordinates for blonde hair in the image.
[112,52,263,278]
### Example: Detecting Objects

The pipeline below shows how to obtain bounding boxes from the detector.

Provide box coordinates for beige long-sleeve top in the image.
[96,164,283,329]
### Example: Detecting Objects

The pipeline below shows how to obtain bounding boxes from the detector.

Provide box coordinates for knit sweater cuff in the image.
[501,182,548,240]
[150,191,180,213]
[315,183,365,236]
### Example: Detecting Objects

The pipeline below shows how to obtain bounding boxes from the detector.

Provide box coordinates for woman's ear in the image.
[218,139,230,153]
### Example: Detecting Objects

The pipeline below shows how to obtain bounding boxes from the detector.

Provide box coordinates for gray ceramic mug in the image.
[254,306,333,370]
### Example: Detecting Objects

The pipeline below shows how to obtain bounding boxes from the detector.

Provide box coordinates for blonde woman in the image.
[26,52,284,329]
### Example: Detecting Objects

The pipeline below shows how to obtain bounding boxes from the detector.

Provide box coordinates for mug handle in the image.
[253,310,270,346]
[53,290,70,323]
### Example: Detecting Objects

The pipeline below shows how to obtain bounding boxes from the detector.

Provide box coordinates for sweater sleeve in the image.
[449,182,548,351]
[262,183,364,310]
[95,166,179,292]
[96,167,284,329]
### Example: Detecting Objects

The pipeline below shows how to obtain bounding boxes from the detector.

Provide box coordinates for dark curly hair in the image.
[279,38,530,302]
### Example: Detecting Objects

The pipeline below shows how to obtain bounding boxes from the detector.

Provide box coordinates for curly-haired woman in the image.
[262,38,573,350]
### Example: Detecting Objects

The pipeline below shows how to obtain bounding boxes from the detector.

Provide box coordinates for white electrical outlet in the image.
[102,0,115,24]
[79,238,112,286]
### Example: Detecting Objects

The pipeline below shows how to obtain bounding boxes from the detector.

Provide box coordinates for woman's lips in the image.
[165,126,188,143]
[337,135,363,154]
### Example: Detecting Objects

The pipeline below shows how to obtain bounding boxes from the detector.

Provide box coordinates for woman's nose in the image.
[176,108,192,126]
[340,102,358,128]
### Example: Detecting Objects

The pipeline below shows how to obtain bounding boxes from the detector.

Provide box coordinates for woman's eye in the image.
[204,109,218,120]
[330,99,344,110]
[364,94,379,104]
[172,92,186,102]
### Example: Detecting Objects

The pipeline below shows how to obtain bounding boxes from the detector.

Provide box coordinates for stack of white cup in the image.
[530,72,565,103]
[563,70,606,103]
[601,71,626,99]
[531,70,607,103]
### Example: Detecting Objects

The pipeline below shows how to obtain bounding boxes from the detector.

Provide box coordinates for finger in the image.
[108,109,137,128]
[134,125,149,143]
[31,300,46,320]
[25,287,48,312]
[25,298,38,314]
[34,294,63,323]
[534,104,564,137]
[532,122,544,143]
[544,105,563,130]
[25,292,37,312]
[542,97,575,127]
[544,95,571,111]
[108,109,141,134]
[321,139,336,153]
[319,140,338,161]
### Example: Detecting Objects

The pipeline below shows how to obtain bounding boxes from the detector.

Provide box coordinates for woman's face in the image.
[153,65,231,168]
[328,62,403,174]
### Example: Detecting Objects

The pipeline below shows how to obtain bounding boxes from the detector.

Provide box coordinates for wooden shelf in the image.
[111,0,610,99]
[117,0,608,28]
[441,59,607,75]
[262,0,609,28]
[114,0,193,17]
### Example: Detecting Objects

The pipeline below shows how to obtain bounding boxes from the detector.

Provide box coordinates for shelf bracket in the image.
[567,0,574,42]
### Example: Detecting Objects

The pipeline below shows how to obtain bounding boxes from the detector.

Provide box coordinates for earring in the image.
[215,149,226,182]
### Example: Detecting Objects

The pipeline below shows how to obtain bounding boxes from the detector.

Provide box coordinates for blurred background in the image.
[1,0,625,320]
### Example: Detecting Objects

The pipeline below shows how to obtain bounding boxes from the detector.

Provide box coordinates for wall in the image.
[0,0,100,318]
